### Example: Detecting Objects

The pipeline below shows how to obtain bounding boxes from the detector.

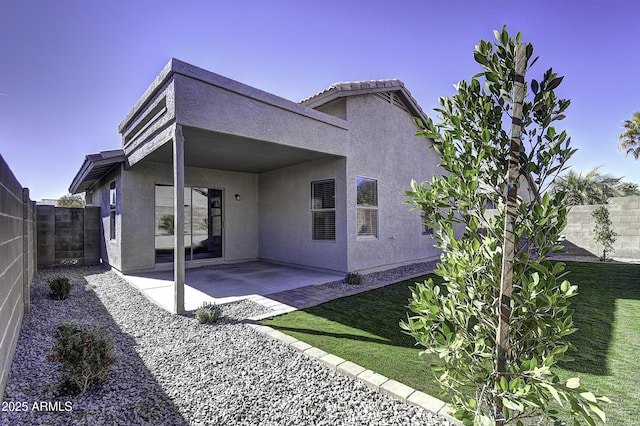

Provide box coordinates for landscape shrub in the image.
[47,321,116,395]
[48,276,72,300]
[195,301,223,324]
[592,205,618,261]
[345,272,362,285]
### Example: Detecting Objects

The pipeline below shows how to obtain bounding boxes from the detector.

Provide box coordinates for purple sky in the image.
[1,0,639,201]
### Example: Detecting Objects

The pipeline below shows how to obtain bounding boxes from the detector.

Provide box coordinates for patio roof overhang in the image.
[138,126,342,173]
[69,149,126,194]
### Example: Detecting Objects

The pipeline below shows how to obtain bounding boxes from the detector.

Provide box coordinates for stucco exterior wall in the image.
[259,157,348,272]
[122,79,176,167]
[343,94,442,272]
[119,162,259,273]
[173,73,349,156]
[88,165,123,270]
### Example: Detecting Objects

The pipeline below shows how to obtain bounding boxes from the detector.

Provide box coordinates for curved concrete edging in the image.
[243,295,461,426]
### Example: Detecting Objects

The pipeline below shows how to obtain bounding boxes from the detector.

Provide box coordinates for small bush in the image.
[592,205,618,261]
[49,276,72,300]
[47,321,115,395]
[345,272,362,285]
[195,302,223,324]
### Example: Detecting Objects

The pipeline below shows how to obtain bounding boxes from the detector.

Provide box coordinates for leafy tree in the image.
[402,26,609,425]
[617,111,640,159]
[592,206,618,262]
[57,194,85,208]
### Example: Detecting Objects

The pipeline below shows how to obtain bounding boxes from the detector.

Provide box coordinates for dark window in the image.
[422,217,434,236]
[311,180,335,240]
[109,181,116,240]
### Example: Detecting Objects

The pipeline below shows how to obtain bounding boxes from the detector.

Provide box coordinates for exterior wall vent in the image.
[374,92,409,113]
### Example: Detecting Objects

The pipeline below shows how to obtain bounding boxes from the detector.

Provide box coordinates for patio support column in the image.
[173,124,185,314]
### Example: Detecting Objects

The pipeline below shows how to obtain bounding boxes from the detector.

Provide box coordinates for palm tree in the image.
[617,181,640,196]
[618,112,640,159]
[158,214,175,235]
[553,167,621,205]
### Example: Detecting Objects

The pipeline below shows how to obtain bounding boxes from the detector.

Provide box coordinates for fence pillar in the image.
[22,188,31,314]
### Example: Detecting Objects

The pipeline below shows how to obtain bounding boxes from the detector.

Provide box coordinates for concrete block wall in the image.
[36,206,101,267]
[564,196,640,259]
[0,154,36,402]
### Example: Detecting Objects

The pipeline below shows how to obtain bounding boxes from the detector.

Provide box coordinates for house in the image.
[69,58,442,313]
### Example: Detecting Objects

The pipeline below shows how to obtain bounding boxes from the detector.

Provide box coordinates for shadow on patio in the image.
[124,261,344,312]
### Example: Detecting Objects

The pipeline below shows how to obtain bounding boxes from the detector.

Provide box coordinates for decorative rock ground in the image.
[1,265,451,425]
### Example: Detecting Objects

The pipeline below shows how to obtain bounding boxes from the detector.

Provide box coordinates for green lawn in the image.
[261,261,640,425]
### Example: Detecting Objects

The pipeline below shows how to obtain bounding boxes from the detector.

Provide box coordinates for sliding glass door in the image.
[155,185,223,264]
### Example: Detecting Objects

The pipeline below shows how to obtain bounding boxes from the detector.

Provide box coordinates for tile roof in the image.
[300,79,428,122]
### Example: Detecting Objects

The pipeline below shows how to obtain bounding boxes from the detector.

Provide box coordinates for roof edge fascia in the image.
[119,59,176,133]
[119,59,348,134]
[69,149,125,194]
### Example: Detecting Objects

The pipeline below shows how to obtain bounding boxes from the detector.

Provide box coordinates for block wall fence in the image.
[36,205,101,268]
[564,196,640,259]
[0,154,36,402]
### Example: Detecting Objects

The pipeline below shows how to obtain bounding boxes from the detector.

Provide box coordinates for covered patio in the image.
[123,261,344,312]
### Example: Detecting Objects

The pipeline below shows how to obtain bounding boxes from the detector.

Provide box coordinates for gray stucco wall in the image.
[343,94,442,273]
[118,161,259,273]
[0,154,35,402]
[259,157,348,272]
[564,196,640,259]
[88,166,123,271]
[173,73,349,156]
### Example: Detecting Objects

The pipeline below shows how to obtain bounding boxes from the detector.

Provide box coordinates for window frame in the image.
[310,179,336,241]
[356,176,379,239]
[109,181,116,240]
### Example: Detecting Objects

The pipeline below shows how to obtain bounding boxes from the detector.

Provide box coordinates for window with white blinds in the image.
[311,179,336,241]
[356,176,378,238]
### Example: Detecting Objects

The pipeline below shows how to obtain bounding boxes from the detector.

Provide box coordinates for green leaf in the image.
[566,377,580,389]
[588,403,606,423]
[540,383,563,406]
[474,51,488,66]
[481,128,491,142]
[580,391,598,403]
[501,26,509,46]
[597,396,612,404]
[503,398,524,412]
[547,76,564,91]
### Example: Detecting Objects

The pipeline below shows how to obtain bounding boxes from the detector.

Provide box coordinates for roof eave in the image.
[301,82,429,124]
[69,150,125,194]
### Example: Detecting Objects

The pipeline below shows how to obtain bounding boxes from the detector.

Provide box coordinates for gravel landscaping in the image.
[1,265,451,425]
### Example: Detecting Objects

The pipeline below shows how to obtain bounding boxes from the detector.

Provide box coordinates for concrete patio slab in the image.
[123,261,344,312]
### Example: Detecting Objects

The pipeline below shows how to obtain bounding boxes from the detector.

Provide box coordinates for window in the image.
[356,176,378,238]
[311,179,335,241]
[109,181,116,240]
[421,216,434,236]
[154,185,223,263]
